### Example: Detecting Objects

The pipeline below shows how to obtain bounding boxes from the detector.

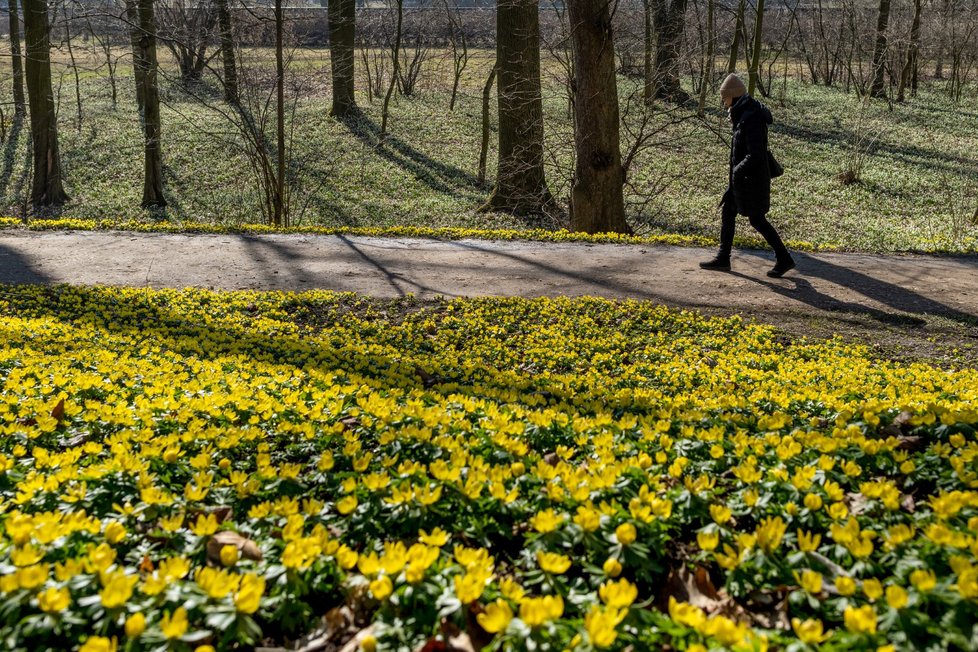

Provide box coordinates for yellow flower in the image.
[476,598,514,633]
[190,513,219,536]
[100,571,139,609]
[419,527,449,547]
[886,585,908,610]
[499,577,525,602]
[37,586,71,613]
[530,509,564,533]
[755,516,787,553]
[536,551,571,574]
[797,529,821,552]
[791,617,831,644]
[615,523,637,545]
[79,637,118,652]
[196,567,240,599]
[220,545,239,567]
[453,571,486,604]
[835,576,857,596]
[709,504,732,525]
[370,575,393,601]
[195,646,216,652]
[336,495,358,515]
[602,558,622,578]
[598,578,638,608]
[585,605,626,648]
[125,612,146,637]
[518,594,564,627]
[668,597,705,628]
[697,530,719,551]
[104,521,127,544]
[910,569,936,592]
[803,494,823,511]
[360,634,377,652]
[16,564,49,590]
[795,569,823,595]
[863,578,884,601]
[235,573,265,614]
[161,607,189,639]
[844,605,877,634]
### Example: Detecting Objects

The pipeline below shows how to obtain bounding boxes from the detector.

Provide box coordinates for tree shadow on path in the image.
[736,251,978,326]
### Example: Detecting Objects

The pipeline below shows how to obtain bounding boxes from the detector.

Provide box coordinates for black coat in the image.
[725,94,773,217]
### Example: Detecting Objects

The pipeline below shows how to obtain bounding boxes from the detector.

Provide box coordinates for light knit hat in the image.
[719,73,747,101]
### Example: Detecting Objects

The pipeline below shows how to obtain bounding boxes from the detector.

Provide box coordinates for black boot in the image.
[699,254,731,271]
[766,257,796,278]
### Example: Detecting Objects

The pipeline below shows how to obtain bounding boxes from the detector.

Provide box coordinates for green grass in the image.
[0,47,976,252]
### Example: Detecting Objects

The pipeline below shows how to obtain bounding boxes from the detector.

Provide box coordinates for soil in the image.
[1,231,976,366]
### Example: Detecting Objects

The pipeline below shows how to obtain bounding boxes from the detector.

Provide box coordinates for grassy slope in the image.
[0,47,976,251]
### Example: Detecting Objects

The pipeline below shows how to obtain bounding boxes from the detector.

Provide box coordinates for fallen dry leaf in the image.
[206,531,262,565]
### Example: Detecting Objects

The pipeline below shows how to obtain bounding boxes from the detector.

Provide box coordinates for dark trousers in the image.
[719,201,792,263]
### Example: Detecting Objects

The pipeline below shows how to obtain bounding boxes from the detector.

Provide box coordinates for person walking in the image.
[700,74,795,278]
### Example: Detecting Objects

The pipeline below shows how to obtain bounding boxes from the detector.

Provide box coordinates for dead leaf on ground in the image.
[901,493,916,513]
[846,492,872,515]
[51,398,65,421]
[206,531,262,565]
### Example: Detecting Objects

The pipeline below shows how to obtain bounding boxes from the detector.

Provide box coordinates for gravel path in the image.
[1,231,976,328]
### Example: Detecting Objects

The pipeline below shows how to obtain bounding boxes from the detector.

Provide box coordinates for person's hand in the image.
[718,189,732,208]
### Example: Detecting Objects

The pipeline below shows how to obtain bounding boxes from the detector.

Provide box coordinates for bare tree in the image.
[747,0,765,95]
[870,0,892,98]
[568,0,630,234]
[216,0,239,103]
[478,62,496,184]
[136,0,166,207]
[649,0,690,100]
[380,0,404,135]
[481,0,554,215]
[23,0,69,208]
[158,0,217,84]
[442,0,469,111]
[897,0,922,101]
[328,0,356,116]
[9,0,26,117]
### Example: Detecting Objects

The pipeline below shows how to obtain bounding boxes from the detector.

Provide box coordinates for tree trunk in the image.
[747,0,764,95]
[274,0,286,226]
[727,0,745,74]
[478,63,496,185]
[62,1,84,132]
[216,0,238,104]
[697,0,714,114]
[644,0,654,102]
[897,0,922,101]
[125,0,145,116]
[481,0,553,215]
[380,0,403,136]
[651,0,690,100]
[869,0,891,98]
[22,0,68,208]
[9,0,26,117]
[137,0,165,208]
[328,0,356,116]
[567,0,630,235]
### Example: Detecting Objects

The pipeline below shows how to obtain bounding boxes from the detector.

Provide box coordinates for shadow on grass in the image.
[338,110,488,200]
[774,122,978,178]
[0,118,24,201]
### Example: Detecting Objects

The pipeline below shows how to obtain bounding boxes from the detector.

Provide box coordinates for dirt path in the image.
[2,231,977,363]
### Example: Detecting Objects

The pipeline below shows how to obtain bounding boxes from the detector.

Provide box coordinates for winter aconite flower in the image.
[476,599,514,633]
[161,607,189,639]
[844,605,878,634]
[615,523,637,546]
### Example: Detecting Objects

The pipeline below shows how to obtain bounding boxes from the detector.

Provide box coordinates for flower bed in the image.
[0,286,976,651]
